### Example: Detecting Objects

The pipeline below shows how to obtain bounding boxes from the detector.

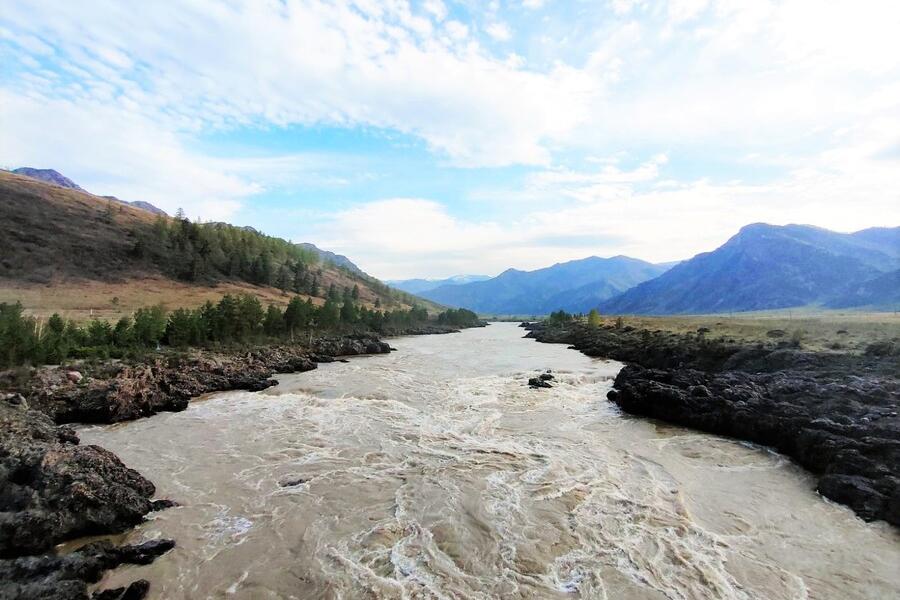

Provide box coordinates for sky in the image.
[1,0,899,280]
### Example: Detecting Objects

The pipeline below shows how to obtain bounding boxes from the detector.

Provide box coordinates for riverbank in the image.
[0,324,471,599]
[523,319,900,526]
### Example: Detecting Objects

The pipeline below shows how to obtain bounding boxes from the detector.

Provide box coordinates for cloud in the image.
[486,22,512,42]
[314,145,900,279]
[0,0,593,169]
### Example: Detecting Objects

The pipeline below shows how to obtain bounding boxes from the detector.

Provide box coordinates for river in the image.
[81,322,900,599]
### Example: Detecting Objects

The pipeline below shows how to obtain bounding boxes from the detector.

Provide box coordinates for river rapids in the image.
[80,323,900,599]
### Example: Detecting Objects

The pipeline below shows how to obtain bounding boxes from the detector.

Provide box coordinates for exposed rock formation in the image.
[526,321,900,526]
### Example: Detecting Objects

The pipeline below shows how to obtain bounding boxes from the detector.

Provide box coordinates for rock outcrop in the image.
[0,394,175,599]
[0,539,174,600]
[526,321,900,526]
[608,364,900,525]
[0,396,172,556]
[13,346,320,424]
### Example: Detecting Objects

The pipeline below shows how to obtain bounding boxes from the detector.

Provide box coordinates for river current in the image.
[81,323,900,599]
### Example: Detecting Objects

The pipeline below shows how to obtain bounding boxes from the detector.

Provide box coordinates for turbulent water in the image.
[81,323,900,599]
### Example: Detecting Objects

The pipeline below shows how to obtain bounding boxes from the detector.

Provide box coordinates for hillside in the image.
[601,223,900,314]
[10,167,168,215]
[296,242,367,276]
[388,275,491,295]
[420,256,670,315]
[0,170,437,319]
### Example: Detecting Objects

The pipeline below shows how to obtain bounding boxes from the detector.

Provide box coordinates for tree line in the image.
[0,296,481,368]
[131,213,324,294]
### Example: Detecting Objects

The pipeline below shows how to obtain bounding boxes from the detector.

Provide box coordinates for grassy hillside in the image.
[0,170,440,319]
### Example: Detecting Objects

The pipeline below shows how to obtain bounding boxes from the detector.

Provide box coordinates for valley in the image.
[1,168,897,599]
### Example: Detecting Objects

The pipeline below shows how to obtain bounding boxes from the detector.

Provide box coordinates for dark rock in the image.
[0,402,177,558]
[528,377,552,389]
[279,476,309,487]
[608,363,900,526]
[529,320,900,526]
[92,579,150,600]
[0,540,173,600]
[539,372,554,381]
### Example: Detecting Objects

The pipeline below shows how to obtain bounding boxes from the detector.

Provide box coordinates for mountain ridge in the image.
[388,274,491,294]
[419,255,671,315]
[600,223,900,314]
[10,167,168,216]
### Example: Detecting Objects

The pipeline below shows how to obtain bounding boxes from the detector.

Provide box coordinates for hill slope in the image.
[0,170,435,318]
[296,242,367,277]
[420,256,670,315]
[9,167,168,215]
[600,223,900,314]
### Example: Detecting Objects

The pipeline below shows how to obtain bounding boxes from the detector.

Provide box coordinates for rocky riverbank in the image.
[0,331,405,598]
[2,335,395,425]
[0,394,176,599]
[524,321,900,526]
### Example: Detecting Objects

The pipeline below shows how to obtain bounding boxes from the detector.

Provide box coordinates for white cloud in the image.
[422,0,448,21]
[316,144,900,279]
[486,22,512,41]
[0,0,592,170]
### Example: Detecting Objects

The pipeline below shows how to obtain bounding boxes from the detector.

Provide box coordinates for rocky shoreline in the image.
[523,321,900,526]
[0,327,458,599]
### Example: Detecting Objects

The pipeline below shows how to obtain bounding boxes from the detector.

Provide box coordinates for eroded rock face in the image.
[21,346,320,424]
[311,335,391,357]
[0,399,166,557]
[609,364,900,525]
[0,539,174,600]
[527,321,900,526]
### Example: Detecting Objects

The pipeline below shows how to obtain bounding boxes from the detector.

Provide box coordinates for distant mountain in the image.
[600,223,900,314]
[100,196,168,216]
[10,167,168,216]
[12,168,84,191]
[826,268,900,309]
[296,243,367,277]
[388,275,491,294]
[419,256,670,315]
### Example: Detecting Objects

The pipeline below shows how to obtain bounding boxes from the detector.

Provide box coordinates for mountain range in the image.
[416,256,671,315]
[600,223,899,314]
[388,275,491,294]
[10,167,168,216]
[408,223,899,315]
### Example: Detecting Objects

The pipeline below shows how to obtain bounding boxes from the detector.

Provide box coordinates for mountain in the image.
[101,195,168,216]
[600,223,900,314]
[388,275,491,294]
[419,256,670,315]
[296,243,368,277]
[10,167,168,216]
[0,169,435,316]
[12,167,84,191]
[825,268,900,308]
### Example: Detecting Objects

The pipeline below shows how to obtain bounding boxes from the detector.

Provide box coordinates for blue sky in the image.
[1,0,899,279]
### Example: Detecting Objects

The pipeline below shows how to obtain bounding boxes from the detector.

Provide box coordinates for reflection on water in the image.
[81,323,900,599]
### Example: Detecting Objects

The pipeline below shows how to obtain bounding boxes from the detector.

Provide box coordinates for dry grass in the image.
[0,277,414,323]
[604,310,900,353]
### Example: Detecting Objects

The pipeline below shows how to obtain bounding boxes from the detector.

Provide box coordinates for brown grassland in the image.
[602,309,900,354]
